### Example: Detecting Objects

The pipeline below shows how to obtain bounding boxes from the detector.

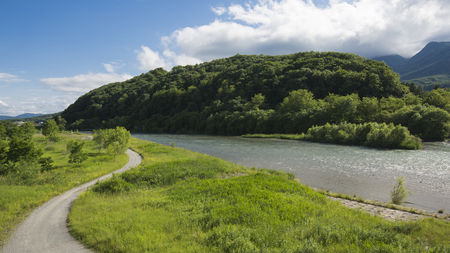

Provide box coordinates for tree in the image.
[6,136,43,163]
[0,123,6,140]
[42,119,60,142]
[0,140,7,165]
[279,89,317,113]
[67,139,87,163]
[19,122,36,139]
[55,115,67,131]
[107,142,122,161]
[93,127,130,153]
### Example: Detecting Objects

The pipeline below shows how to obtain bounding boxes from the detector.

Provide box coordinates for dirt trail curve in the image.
[1,149,142,253]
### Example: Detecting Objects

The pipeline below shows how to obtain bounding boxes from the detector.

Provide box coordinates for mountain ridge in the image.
[373,42,450,89]
[0,113,43,121]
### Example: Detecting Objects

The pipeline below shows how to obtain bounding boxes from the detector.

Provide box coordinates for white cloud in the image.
[0,99,9,107]
[0,94,78,116]
[135,46,171,71]
[102,61,125,73]
[149,0,450,63]
[0,72,29,83]
[39,72,133,93]
[211,6,227,16]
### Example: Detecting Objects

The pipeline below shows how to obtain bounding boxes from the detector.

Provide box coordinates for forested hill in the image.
[61,52,411,132]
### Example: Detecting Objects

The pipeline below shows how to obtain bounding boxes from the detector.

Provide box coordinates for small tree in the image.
[38,156,54,171]
[390,176,412,205]
[42,119,60,142]
[55,115,67,131]
[93,127,130,154]
[107,141,122,161]
[6,136,43,164]
[67,139,87,164]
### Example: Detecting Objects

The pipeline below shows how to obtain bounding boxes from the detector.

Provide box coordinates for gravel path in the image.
[1,149,142,253]
[328,196,430,222]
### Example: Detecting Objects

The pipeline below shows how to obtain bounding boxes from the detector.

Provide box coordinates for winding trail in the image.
[1,149,142,253]
[2,147,445,252]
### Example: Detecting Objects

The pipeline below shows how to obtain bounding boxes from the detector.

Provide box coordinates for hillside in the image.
[374,42,450,89]
[61,51,409,133]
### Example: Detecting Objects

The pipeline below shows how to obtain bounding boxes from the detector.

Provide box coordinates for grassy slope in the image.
[68,138,450,253]
[0,133,128,247]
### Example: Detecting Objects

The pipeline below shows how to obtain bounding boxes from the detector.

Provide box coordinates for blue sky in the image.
[1,0,450,116]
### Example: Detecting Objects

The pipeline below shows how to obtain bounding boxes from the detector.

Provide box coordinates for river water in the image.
[132,133,450,213]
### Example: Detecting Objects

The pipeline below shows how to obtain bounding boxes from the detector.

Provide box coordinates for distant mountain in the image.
[373,42,450,90]
[372,54,407,68]
[0,112,60,123]
[0,113,43,121]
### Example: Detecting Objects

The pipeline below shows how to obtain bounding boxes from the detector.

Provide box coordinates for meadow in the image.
[68,138,450,252]
[0,133,128,247]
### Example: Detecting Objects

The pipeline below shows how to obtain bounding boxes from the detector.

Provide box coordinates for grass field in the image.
[0,133,128,247]
[68,138,450,252]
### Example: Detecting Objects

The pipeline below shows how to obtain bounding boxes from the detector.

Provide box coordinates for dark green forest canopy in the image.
[62,52,410,131]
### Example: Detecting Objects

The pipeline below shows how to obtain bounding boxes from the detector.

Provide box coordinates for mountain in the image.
[373,42,450,89]
[0,112,60,123]
[371,54,407,68]
[0,113,43,121]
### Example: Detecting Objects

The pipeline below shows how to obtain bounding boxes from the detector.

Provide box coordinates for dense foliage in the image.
[62,53,405,126]
[61,51,450,141]
[0,122,47,175]
[306,122,422,149]
[93,126,131,160]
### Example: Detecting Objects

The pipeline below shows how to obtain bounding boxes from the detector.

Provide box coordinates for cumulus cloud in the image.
[102,61,125,73]
[0,72,29,83]
[40,72,133,93]
[0,99,9,107]
[211,6,227,16]
[0,94,78,116]
[135,46,171,71]
[144,0,450,66]
[135,46,203,71]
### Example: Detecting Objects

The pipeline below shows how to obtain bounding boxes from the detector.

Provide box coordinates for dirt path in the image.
[1,149,142,253]
[328,196,427,221]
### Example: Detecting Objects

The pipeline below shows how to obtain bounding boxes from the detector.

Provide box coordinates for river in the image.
[132,133,450,213]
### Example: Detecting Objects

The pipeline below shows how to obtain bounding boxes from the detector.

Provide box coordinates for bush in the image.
[91,174,133,194]
[390,176,411,205]
[307,122,422,149]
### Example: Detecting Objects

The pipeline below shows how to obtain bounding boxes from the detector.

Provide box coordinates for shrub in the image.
[91,174,133,194]
[390,176,411,205]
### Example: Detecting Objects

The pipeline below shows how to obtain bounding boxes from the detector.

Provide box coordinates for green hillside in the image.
[61,52,408,130]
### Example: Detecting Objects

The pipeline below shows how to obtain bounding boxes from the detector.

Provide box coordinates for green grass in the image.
[68,138,450,252]
[242,133,306,140]
[0,133,128,247]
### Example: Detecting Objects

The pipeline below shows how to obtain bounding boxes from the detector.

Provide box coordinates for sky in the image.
[1,0,450,116]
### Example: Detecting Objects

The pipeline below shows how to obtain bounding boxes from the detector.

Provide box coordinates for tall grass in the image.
[68,138,450,252]
[0,133,128,247]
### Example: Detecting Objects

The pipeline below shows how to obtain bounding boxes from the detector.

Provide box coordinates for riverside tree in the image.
[42,119,60,142]
[93,126,131,158]
[67,139,87,164]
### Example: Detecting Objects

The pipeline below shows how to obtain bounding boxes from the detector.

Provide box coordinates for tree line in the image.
[59,51,450,142]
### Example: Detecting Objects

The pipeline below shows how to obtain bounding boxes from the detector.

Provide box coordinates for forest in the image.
[60,51,450,142]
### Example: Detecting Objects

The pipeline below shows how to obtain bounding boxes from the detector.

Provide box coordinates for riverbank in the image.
[68,137,450,252]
